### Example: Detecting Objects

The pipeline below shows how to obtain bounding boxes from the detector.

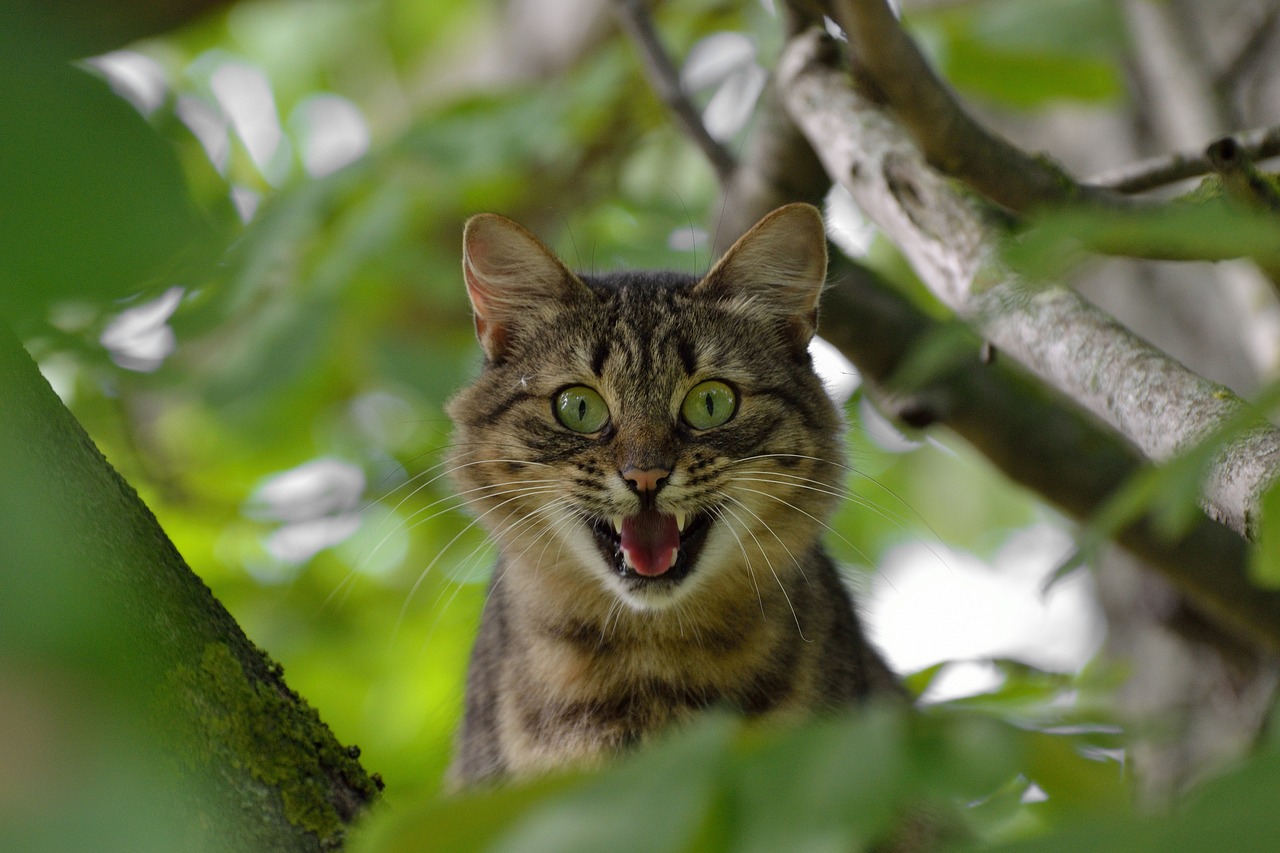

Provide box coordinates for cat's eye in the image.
[681,380,737,430]
[555,386,610,433]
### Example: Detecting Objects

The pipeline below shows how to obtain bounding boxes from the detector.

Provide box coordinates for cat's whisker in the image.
[719,492,808,585]
[355,457,557,578]
[726,484,876,569]
[367,446,550,514]
[425,495,567,612]
[709,505,766,617]
[601,597,625,646]
[717,500,808,642]
[520,501,581,583]
[415,498,576,658]
[732,477,950,574]
[741,473,919,538]
[730,469,852,500]
[392,486,563,639]
[316,456,483,614]
[359,480,560,594]
[362,476,559,569]
[735,453,943,543]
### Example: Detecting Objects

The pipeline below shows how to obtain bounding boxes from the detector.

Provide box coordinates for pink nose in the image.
[622,466,670,494]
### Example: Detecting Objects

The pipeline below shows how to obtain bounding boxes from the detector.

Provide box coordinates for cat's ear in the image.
[462,214,586,359]
[695,203,827,343]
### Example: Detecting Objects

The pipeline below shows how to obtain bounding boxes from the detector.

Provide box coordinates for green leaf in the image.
[887,321,978,392]
[1004,202,1280,281]
[1249,478,1280,588]
[916,0,1125,109]
[0,45,222,325]
[490,715,734,853]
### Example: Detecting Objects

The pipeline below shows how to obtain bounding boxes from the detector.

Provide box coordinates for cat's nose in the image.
[621,466,670,495]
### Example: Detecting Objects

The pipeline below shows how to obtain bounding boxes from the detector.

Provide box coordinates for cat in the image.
[445,203,899,787]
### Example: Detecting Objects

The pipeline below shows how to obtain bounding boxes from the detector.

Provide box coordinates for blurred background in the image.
[5,0,1279,847]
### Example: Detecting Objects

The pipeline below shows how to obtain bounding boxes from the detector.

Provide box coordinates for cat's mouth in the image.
[590,509,712,586]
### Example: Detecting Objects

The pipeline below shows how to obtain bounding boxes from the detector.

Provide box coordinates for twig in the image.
[1090,125,1280,193]
[610,0,737,182]
[827,0,1134,213]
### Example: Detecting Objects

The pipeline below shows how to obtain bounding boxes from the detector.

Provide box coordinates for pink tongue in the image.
[619,510,681,576]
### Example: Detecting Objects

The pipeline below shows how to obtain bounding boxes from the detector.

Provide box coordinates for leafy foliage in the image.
[6,0,1280,851]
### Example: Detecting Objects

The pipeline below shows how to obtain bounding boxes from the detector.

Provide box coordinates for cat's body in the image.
[446,205,897,786]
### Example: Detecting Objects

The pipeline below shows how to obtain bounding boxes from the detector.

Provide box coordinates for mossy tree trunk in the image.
[0,326,380,851]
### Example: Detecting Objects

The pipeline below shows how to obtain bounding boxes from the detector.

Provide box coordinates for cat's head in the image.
[446,204,844,612]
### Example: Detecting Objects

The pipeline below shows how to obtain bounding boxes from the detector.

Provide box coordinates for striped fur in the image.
[446,205,897,786]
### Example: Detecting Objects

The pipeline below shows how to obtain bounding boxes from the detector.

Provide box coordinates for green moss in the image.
[1181,175,1225,205]
[167,643,381,848]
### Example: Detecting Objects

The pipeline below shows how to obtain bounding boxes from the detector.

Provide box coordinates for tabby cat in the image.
[446,203,898,786]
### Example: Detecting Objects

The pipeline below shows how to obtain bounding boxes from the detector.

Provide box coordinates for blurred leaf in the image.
[356,706,1040,853]
[902,661,949,698]
[887,321,978,392]
[1004,202,1280,280]
[1250,479,1280,588]
[918,0,1124,108]
[981,748,1280,853]
[944,43,1119,108]
[491,716,733,853]
[0,42,223,326]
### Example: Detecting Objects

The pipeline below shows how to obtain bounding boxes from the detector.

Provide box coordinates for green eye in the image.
[681,380,737,430]
[555,386,610,433]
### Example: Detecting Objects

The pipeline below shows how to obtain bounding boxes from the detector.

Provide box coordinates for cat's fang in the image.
[674,510,688,533]
[611,516,624,535]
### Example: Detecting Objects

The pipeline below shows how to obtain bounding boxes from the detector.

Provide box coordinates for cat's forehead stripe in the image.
[590,337,610,377]
[675,335,698,376]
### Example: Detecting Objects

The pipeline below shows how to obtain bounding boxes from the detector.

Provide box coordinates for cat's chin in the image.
[588,510,714,606]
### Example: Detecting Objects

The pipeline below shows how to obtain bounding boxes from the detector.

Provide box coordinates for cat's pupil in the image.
[704,394,714,416]
[577,399,587,421]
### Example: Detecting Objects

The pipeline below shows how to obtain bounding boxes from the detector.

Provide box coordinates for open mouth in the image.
[590,509,712,587]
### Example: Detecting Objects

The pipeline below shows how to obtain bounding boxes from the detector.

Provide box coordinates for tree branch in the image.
[643,4,1280,659]
[817,258,1280,657]
[610,0,737,182]
[1215,6,1280,118]
[777,29,1280,540]
[0,323,380,848]
[1090,125,1280,193]
[826,0,1132,212]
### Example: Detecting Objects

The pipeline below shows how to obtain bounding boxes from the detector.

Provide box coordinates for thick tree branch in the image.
[611,0,737,182]
[1091,125,1280,193]
[827,0,1131,212]
[778,29,1280,540]
[0,324,380,848]
[817,259,1280,657]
